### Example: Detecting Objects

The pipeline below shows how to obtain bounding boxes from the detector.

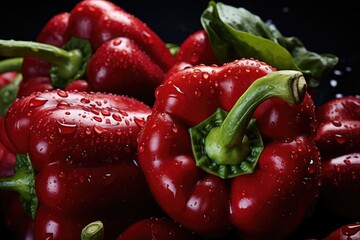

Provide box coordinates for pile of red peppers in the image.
[0,0,358,240]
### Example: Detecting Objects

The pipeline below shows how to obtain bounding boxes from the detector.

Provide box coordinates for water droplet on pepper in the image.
[57,90,68,98]
[29,97,48,107]
[57,121,77,135]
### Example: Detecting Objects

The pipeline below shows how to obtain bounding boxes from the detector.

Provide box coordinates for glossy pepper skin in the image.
[165,29,219,79]
[0,0,175,106]
[0,90,161,239]
[314,96,360,220]
[324,222,360,240]
[138,58,320,239]
[116,217,199,240]
[176,29,219,66]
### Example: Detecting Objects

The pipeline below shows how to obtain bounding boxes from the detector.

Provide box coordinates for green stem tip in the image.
[81,221,104,240]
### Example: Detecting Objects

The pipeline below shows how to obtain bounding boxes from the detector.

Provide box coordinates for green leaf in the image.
[166,43,180,56]
[0,73,21,116]
[201,1,339,87]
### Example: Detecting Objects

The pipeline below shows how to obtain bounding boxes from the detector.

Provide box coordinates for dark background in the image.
[0,0,359,106]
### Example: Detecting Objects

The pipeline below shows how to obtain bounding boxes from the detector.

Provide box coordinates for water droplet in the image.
[344,159,351,165]
[194,88,202,97]
[134,117,145,127]
[85,127,92,135]
[330,79,338,87]
[296,146,304,152]
[331,120,342,127]
[57,101,70,109]
[335,134,346,144]
[80,98,90,104]
[138,142,145,153]
[112,113,122,121]
[29,97,48,107]
[93,125,107,134]
[119,110,128,116]
[113,39,122,46]
[91,109,99,115]
[202,72,209,79]
[171,123,178,133]
[333,69,343,76]
[93,116,102,122]
[101,109,110,116]
[336,93,344,98]
[57,90,68,98]
[57,121,77,135]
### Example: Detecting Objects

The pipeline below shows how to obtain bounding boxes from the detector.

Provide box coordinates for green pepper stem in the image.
[0,39,82,79]
[205,70,307,166]
[81,221,104,240]
[0,57,23,73]
[0,38,91,88]
[0,167,32,197]
[0,154,37,219]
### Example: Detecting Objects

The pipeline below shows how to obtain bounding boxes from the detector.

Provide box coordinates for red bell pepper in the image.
[138,58,320,239]
[314,96,360,220]
[0,90,161,239]
[0,0,175,106]
[165,29,220,80]
[175,29,219,66]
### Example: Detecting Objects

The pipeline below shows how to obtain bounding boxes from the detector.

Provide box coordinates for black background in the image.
[0,0,359,238]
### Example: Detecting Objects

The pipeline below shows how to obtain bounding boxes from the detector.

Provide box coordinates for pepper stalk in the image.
[189,70,307,179]
[0,38,91,88]
[0,153,37,219]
